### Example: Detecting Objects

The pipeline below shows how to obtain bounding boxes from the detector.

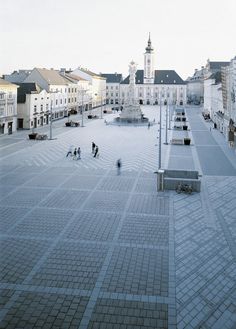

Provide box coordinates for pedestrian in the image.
[148,122,151,129]
[92,142,96,154]
[73,148,77,160]
[66,145,73,157]
[116,158,122,175]
[77,147,81,160]
[94,146,99,158]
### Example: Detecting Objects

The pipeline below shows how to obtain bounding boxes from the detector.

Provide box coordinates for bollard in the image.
[157,169,165,191]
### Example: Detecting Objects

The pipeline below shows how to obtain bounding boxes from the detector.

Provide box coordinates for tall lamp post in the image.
[164,99,168,145]
[49,104,53,140]
[158,98,162,169]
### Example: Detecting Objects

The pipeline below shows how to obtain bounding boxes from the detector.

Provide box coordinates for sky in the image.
[0,0,236,79]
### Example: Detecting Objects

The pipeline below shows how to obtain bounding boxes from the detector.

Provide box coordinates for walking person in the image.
[94,145,99,158]
[92,142,96,154]
[116,158,122,175]
[66,145,73,157]
[77,147,81,160]
[148,122,151,129]
[73,148,77,160]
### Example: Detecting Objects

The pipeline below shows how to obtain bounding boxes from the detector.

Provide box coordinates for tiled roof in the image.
[101,73,123,83]
[0,77,18,87]
[36,68,68,85]
[16,83,41,103]
[121,70,186,85]
[78,68,106,80]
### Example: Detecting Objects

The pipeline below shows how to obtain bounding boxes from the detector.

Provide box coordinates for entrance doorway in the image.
[18,118,24,129]
[8,122,13,134]
[139,99,143,105]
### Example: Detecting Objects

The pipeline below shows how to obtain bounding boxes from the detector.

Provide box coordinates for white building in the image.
[204,71,223,124]
[17,83,50,129]
[101,73,123,108]
[0,78,18,135]
[72,68,106,109]
[222,57,236,144]
[24,68,69,120]
[120,35,187,106]
[187,60,229,104]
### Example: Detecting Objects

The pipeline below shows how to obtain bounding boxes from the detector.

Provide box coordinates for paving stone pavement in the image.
[0,106,235,329]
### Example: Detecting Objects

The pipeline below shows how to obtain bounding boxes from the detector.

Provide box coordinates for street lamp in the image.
[49,104,53,140]
[158,98,162,169]
[164,99,168,145]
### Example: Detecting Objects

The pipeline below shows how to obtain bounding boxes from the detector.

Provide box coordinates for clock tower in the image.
[144,33,155,84]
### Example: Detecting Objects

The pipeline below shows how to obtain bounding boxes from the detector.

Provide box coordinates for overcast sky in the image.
[0,0,236,79]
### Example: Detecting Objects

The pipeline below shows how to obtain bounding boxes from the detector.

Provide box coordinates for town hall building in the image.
[104,35,186,107]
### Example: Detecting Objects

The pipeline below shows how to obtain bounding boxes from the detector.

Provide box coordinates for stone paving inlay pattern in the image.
[0,106,236,329]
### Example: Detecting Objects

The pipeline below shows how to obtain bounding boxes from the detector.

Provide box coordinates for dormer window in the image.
[166,74,168,77]
[174,80,176,83]
[161,80,163,83]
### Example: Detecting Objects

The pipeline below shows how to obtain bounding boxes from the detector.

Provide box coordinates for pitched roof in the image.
[78,68,106,80]
[0,77,18,87]
[121,70,186,85]
[16,83,42,103]
[36,68,68,85]
[3,70,31,83]
[101,73,123,83]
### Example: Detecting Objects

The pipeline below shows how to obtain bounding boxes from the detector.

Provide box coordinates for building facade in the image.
[72,68,106,110]
[17,83,50,130]
[120,36,187,106]
[0,78,18,134]
[101,73,123,108]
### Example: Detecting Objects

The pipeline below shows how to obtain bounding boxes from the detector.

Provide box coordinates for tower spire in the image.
[145,33,153,53]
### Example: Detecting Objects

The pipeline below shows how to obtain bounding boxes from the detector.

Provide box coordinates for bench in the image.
[36,134,48,140]
[171,138,183,145]
[156,169,201,192]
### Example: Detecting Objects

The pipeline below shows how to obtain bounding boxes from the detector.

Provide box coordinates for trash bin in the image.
[157,169,165,191]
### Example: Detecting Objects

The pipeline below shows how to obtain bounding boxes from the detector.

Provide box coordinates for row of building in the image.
[187,57,236,144]
[0,35,187,135]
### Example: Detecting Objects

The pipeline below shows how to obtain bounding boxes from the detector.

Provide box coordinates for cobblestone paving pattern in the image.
[0,107,236,328]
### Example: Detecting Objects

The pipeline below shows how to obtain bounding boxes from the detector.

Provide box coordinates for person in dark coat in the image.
[77,147,81,160]
[92,142,96,154]
[116,158,122,175]
[94,146,99,158]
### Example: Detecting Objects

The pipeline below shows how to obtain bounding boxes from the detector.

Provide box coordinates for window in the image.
[46,104,49,110]
[72,88,74,93]
[60,99,62,104]
[56,99,58,105]
[116,86,118,90]
[35,98,37,101]
[34,105,37,112]
[116,93,118,97]
[65,99,67,104]
[0,107,4,116]
[106,86,108,89]
[68,98,70,103]
[74,97,76,102]
[110,99,114,104]
[111,86,113,89]
[68,88,70,93]
[40,104,43,111]
[111,93,113,97]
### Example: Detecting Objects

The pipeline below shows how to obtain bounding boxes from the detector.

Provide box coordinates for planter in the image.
[183,125,188,130]
[184,138,191,145]
[28,133,38,140]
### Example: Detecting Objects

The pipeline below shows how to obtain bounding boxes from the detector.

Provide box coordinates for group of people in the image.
[66,146,81,160]
[66,143,122,174]
[66,142,100,160]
